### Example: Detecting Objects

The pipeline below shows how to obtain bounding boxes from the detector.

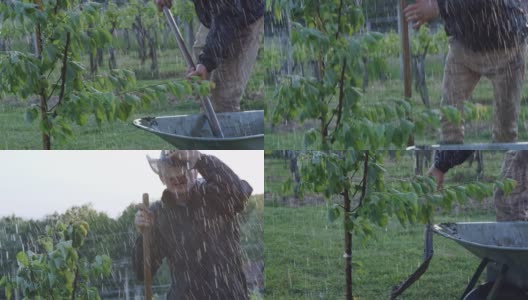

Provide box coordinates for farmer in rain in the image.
[132,150,253,299]
[405,0,528,144]
[405,1,528,219]
[155,0,264,113]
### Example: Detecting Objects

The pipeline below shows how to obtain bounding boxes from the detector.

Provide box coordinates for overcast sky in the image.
[0,150,263,220]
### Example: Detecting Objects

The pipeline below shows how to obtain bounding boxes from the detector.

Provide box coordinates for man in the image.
[405,0,528,144]
[404,0,528,219]
[132,150,253,299]
[155,0,264,112]
[406,2,528,291]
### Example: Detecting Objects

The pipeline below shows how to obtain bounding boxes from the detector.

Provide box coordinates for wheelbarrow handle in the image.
[163,7,225,138]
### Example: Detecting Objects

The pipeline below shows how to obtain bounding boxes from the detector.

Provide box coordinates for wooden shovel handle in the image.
[162,7,225,138]
[142,193,152,300]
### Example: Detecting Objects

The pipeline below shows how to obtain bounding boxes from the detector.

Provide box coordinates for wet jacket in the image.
[437,0,528,51]
[192,0,265,72]
[132,154,253,300]
[434,150,474,173]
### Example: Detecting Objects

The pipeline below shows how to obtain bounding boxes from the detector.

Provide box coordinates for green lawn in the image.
[265,205,492,300]
[0,100,200,149]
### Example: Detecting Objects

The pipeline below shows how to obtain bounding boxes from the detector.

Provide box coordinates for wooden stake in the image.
[399,0,414,147]
[142,193,152,300]
[399,0,412,99]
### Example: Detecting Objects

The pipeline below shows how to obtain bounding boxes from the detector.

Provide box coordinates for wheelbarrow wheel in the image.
[464,282,528,300]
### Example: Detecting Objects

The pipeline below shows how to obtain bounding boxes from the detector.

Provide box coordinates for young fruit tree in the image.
[268,0,414,149]
[290,150,516,300]
[0,0,209,149]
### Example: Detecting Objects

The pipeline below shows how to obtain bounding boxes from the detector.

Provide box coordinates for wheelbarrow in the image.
[133,110,264,150]
[434,222,528,300]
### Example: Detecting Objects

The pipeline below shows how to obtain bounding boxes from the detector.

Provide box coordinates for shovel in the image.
[142,193,152,300]
[162,7,225,138]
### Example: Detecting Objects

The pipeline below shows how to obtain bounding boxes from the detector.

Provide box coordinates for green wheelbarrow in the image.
[133,110,264,150]
[434,222,528,300]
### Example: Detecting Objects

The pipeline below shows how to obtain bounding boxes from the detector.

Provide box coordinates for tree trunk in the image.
[476,151,484,176]
[344,189,352,300]
[284,10,293,75]
[145,27,159,78]
[35,24,51,150]
[96,48,104,67]
[414,150,432,175]
[133,16,147,64]
[162,23,170,50]
[288,151,301,199]
[124,29,131,55]
[108,27,117,70]
[362,55,369,92]
[90,51,97,75]
[88,23,98,75]
[26,35,33,53]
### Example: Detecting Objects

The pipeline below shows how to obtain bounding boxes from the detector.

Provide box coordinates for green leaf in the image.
[441,106,462,125]
[124,94,141,105]
[94,103,105,125]
[117,101,133,121]
[75,112,87,126]
[304,128,317,148]
[24,106,39,123]
[16,252,29,267]
[5,282,12,300]
[327,205,340,223]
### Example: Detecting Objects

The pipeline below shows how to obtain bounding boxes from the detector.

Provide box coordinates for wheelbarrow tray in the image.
[133,110,264,150]
[434,222,528,290]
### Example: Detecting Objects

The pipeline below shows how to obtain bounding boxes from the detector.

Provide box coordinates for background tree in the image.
[0,222,112,300]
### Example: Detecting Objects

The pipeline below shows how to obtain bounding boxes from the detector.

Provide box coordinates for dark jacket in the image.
[434,150,474,173]
[192,0,265,72]
[437,0,528,51]
[133,154,253,300]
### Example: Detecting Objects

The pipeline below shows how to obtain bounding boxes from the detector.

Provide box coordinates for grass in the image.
[265,205,492,300]
[264,151,509,299]
[0,100,200,149]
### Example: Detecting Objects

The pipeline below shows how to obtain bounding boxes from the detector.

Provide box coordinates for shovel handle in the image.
[162,7,225,138]
[142,193,152,300]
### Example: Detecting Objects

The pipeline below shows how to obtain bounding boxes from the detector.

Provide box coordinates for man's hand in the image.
[135,204,154,234]
[168,150,202,169]
[186,64,210,81]
[404,0,440,30]
[154,0,172,12]
[427,166,445,191]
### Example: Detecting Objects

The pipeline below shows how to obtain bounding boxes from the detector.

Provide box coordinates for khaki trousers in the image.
[193,17,264,112]
[441,37,526,143]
